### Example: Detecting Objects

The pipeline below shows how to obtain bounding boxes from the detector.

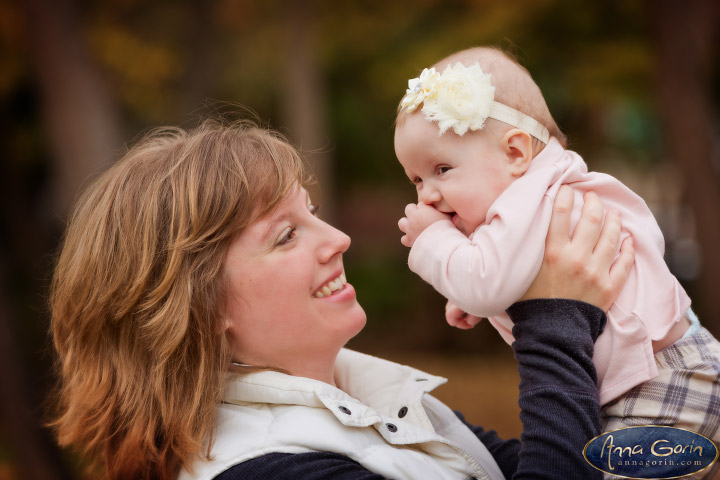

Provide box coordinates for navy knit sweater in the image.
[215,299,605,479]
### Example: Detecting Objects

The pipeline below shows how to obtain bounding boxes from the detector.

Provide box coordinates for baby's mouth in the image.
[313,273,347,298]
[451,213,461,228]
[450,214,471,236]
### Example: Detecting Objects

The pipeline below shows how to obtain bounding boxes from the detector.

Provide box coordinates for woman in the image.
[50,119,633,479]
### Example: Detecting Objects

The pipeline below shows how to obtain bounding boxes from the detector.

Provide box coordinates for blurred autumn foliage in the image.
[0,0,718,477]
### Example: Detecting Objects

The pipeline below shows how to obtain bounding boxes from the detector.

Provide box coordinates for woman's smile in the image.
[313,271,348,298]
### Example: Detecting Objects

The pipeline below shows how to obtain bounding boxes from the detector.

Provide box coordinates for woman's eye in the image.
[309,204,320,216]
[276,227,296,246]
[436,165,451,175]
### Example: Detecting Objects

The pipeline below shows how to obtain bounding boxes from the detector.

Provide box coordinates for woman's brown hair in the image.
[49,118,305,479]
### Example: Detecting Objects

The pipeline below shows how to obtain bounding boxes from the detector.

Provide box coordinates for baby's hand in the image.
[398,203,451,247]
[445,301,482,329]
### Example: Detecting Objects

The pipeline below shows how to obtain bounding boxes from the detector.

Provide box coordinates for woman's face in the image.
[223,185,366,382]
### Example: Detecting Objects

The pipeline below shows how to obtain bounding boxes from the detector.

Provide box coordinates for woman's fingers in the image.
[546,186,574,251]
[593,209,621,263]
[521,187,635,310]
[571,191,604,255]
[608,236,634,299]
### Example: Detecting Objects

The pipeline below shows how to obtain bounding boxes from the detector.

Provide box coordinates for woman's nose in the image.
[318,221,351,263]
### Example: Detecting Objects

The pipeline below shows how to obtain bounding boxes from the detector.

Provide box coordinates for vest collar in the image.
[222,349,447,427]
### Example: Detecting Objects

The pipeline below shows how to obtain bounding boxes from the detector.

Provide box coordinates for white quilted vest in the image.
[178,349,505,480]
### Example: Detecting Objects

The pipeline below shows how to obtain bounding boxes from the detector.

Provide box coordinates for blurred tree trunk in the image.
[0,0,121,478]
[282,0,335,221]
[179,1,215,117]
[25,0,121,218]
[652,0,720,332]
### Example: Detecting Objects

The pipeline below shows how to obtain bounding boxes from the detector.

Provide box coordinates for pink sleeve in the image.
[408,183,556,318]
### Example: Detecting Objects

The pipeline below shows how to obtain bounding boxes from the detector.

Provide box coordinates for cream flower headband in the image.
[400,62,550,143]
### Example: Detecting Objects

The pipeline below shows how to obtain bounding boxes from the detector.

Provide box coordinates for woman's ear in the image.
[501,129,533,177]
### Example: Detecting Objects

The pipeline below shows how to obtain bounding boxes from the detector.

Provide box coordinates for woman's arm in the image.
[509,298,605,479]
[464,186,633,478]
[509,186,634,479]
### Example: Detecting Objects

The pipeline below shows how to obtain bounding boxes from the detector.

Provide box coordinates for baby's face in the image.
[394,112,516,235]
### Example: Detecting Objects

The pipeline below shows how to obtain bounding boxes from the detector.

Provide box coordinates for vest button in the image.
[338,406,352,415]
[386,423,398,433]
[398,406,408,418]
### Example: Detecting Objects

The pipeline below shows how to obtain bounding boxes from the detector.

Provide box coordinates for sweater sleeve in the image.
[453,299,604,479]
[508,298,605,479]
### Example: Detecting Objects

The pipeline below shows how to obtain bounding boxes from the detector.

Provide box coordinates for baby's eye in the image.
[276,227,296,246]
[436,165,451,175]
[411,176,422,186]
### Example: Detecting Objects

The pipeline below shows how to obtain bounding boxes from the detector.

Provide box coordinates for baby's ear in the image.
[501,129,533,177]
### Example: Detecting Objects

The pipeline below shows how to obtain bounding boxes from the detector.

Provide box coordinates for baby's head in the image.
[394,47,565,234]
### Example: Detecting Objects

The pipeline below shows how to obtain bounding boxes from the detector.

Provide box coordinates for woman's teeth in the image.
[314,273,347,298]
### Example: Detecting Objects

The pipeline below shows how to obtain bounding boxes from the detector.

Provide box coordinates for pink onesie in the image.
[408,137,691,404]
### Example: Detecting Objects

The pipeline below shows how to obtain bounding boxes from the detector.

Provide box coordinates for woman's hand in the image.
[520,186,635,311]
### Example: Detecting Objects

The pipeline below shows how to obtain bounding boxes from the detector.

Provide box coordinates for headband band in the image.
[400,62,550,143]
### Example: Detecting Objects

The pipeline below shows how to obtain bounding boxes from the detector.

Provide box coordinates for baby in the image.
[395,47,720,440]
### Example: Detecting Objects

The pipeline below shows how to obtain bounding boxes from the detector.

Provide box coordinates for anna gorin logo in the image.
[584,426,718,479]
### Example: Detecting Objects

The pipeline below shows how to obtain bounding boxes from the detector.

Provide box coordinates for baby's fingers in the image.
[447,313,479,330]
[445,302,481,329]
[404,203,418,217]
[458,315,482,329]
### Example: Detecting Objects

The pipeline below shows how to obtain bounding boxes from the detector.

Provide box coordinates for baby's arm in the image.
[398,202,451,247]
[400,203,484,328]
[408,198,551,318]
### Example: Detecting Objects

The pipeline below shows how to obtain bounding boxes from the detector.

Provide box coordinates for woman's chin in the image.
[343,305,368,343]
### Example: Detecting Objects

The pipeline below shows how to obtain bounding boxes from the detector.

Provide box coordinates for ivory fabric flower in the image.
[399,61,549,141]
[422,62,495,136]
[400,68,440,113]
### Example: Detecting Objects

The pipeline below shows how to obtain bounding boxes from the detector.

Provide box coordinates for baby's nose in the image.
[418,185,441,204]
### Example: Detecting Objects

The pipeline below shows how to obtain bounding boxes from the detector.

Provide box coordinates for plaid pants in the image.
[600,327,720,479]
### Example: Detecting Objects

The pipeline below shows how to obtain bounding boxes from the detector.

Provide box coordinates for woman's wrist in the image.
[508,298,607,343]
[508,298,605,400]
